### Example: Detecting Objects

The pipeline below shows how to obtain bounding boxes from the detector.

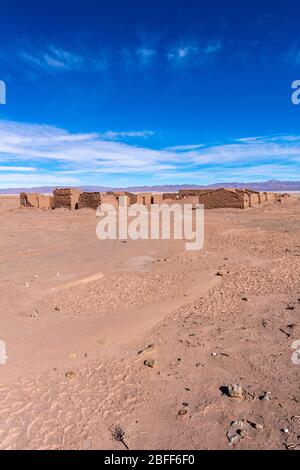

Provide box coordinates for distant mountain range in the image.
[1,180,300,194]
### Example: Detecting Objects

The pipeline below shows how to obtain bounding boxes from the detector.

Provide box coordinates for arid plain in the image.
[0,194,300,450]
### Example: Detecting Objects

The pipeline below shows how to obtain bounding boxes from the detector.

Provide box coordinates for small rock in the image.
[226,420,249,446]
[65,371,76,379]
[242,297,248,302]
[144,359,156,368]
[281,428,289,434]
[254,423,264,431]
[54,306,60,312]
[223,384,245,399]
[29,310,39,319]
[259,391,271,401]
[286,303,295,311]
[68,352,77,359]
[25,282,30,288]
[178,409,187,417]
[137,344,154,355]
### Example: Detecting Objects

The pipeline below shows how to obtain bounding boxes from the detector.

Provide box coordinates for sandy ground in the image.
[0,195,300,450]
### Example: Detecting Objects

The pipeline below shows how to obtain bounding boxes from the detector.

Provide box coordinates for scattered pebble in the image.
[138,344,154,355]
[286,303,295,311]
[254,423,264,431]
[65,371,76,379]
[222,384,244,399]
[144,359,156,368]
[226,420,249,446]
[29,310,39,319]
[259,391,271,401]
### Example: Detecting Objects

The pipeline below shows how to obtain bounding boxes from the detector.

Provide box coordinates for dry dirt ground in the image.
[0,195,300,450]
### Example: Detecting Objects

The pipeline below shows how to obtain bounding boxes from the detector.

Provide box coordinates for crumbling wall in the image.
[53,188,81,210]
[136,193,153,205]
[162,193,180,201]
[106,192,137,206]
[20,193,39,208]
[179,189,208,197]
[197,189,250,209]
[37,195,53,209]
[78,192,102,210]
[244,189,260,207]
[265,192,277,202]
[152,194,164,204]
[259,192,267,203]
[20,193,52,209]
[101,193,120,208]
[163,195,199,207]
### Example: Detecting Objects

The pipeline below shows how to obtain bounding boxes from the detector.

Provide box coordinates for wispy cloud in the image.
[286,41,300,65]
[102,130,155,140]
[8,43,108,76]
[136,48,157,66]
[165,144,204,151]
[0,119,299,187]
[166,39,223,68]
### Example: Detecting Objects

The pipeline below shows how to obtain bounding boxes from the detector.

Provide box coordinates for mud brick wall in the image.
[265,192,277,202]
[136,193,153,205]
[152,194,164,204]
[198,189,250,209]
[244,190,260,207]
[53,188,81,210]
[179,189,208,197]
[20,193,52,209]
[162,193,180,201]
[259,192,268,203]
[101,193,120,208]
[78,192,102,210]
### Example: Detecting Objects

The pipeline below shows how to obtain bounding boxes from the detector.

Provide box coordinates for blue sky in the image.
[0,0,300,188]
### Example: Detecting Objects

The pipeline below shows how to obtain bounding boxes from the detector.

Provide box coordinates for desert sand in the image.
[0,195,300,450]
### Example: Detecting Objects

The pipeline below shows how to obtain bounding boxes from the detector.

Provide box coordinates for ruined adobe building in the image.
[20,192,53,209]
[179,188,250,209]
[52,188,81,210]
[77,192,102,210]
[20,187,281,211]
[199,189,251,209]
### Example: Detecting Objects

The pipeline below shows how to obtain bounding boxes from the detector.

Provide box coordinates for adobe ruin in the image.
[77,192,102,210]
[52,188,81,210]
[20,192,53,209]
[20,187,281,211]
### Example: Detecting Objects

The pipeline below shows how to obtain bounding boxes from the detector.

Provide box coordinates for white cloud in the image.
[167,39,223,67]
[16,45,108,74]
[136,48,157,66]
[165,144,204,151]
[102,130,155,140]
[0,119,299,187]
[0,166,36,171]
